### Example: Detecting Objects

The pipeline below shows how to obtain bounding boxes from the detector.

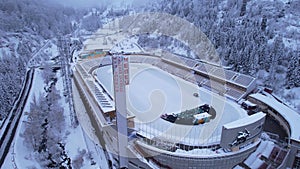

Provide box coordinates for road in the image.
[0,33,81,168]
[0,40,51,130]
[0,69,34,167]
[28,40,51,68]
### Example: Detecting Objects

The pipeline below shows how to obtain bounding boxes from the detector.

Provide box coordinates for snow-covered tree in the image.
[287,51,300,88]
[22,94,48,151]
[22,76,69,167]
[82,13,102,32]
[0,54,26,120]
[42,62,56,86]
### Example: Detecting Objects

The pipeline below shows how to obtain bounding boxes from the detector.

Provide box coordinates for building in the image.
[72,51,270,168]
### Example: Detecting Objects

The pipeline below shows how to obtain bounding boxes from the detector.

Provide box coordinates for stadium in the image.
[71,13,300,169]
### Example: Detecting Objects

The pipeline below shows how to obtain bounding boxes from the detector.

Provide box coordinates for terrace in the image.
[232,74,254,88]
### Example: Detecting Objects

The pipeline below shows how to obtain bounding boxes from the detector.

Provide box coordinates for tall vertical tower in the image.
[112,55,129,168]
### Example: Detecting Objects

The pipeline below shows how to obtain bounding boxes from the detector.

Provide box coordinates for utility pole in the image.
[112,55,129,169]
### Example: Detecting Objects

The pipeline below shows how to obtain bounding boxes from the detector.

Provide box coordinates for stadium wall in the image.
[135,140,259,169]
[220,112,266,150]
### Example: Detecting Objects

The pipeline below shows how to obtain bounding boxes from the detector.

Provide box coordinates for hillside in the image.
[0,0,299,168]
[138,0,300,111]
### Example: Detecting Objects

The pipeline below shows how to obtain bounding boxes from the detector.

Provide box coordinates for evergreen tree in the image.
[287,51,300,88]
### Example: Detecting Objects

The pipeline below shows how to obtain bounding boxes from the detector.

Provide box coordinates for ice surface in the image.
[96,63,248,146]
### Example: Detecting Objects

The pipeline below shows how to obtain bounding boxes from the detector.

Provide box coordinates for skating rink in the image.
[96,63,248,146]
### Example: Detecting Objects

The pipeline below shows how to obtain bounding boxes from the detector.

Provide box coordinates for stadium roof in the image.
[250,93,300,141]
[223,112,266,129]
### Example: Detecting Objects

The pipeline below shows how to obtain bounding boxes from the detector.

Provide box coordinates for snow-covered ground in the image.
[82,23,124,52]
[243,139,275,168]
[110,37,144,54]
[2,68,109,169]
[0,36,19,59]
[282,87,300,113]
[96,63,248,146]
[2,69,45,169]
[256,69,300,113]
[28,40,55,67]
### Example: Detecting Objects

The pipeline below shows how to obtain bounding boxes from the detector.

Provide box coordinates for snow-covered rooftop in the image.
[250,93,300,141]
[194,112,212,119]
[243,100,257,107]
[223,112,266,130]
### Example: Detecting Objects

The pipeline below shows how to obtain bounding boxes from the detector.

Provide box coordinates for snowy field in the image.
[2,69,45,169]
[96,63,248,146]
[3,69,109,169]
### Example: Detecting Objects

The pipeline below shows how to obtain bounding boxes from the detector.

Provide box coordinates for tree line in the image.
[145,0,299,90]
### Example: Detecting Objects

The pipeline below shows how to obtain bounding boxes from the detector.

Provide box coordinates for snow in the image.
[72,79,102,145]
[282,87,300,113]
[247,158,264,168]
[250,93,300,141]
[279,0,291,3]
[175,148,216,155]
[64,126,109,169]
[96,62,248,146]
[233,165,244,169]
[261,141,275,158]
[110,37,144,54]
[194,112,212,119]
[93,79,115,113]
[282,37,299,50]
[243,100,257,107]
[28,40,52,67]
[56,69,98,169]
[72,78,111,169]
[244,140,275,168]
[95,65,114,98]
[256,66,300,112]
[255,139,268,153]
[223,112,266,129]
[47,43,59,60]
[83,25,125,52]
[3,69,45,169]
[0,35,22,59]
[2,67,109,168]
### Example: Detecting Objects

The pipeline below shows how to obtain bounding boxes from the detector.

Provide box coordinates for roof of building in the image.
[250,93,300,141]
[194,112,212,119]
[223,112,266,130]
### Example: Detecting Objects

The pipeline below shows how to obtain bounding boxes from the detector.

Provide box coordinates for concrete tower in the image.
[112,55,129,168]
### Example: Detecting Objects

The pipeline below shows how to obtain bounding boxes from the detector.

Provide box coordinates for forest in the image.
[0,0,299,167]
[0,0,84,120]
[146,0,299,89]
[0,0,299,126]
[138,0,300,110]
